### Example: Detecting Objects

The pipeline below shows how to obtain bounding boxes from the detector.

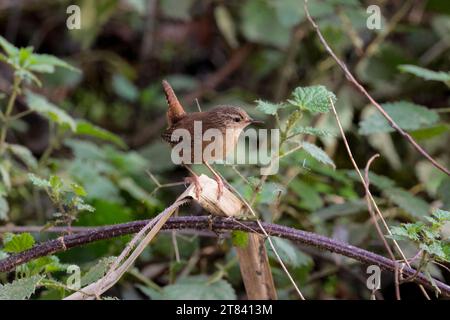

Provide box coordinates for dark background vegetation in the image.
[0,0,449,300]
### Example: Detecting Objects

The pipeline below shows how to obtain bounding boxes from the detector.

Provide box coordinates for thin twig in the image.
[303,0,449,176]
[364,154,400,300]
[329,97,431,299]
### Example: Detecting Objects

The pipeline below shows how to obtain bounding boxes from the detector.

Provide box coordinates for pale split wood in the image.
[64,174,276,300]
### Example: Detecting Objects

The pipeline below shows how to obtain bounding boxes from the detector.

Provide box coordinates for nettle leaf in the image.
[289,126,335,138]
[0,275,43,300]
[398,65,450,83]
[7,144,38,169]
[29,53,80,74]
[359,101,439,135]
[255,100,286,115]
[0,35,19,57]
[420,243,447,260]
[386,188,429,219]
[112,74,138,102]
[3,232,35,253]
[0,196,8,221]
[433,208,450,221]
[25,91,76,131]
[76,120,126,148]
[81,256,115,286]
[268,238,312,268]
[71,183,87,197]
[302,142,335,168]
[28,173,51,188]
[288,86,336,113]
[241,0,290,48]
[161,275,236,300]
[345,170,396,190]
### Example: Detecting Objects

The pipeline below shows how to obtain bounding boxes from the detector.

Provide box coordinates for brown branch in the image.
[1,216,449,296]
[303,1,450,176]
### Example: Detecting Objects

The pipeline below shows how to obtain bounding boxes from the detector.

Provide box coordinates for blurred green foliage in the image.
[0,0,449,300]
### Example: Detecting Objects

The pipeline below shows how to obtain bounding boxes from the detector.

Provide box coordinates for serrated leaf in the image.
[75,120,126,148]
[289,126,335,138]
[3,233,35,253]
[420,243,447,260]
[359,101,439,135]
[25,91,76,131]
[398,65,450,83]
[0,196,8,221]
[0,275,43,300]
[386,188,429,218]
[255,100,286,115]
[7,144,38,169]
[49,175,63,192]
[29,53,80,73]
[231,231,249,248]
[302,142,335,168]
[28,173,51,188]
[432,208,450,221]
[161,276,236,300]
[71,183,87,197]
[0,35,19,57]
[288,86,336,113]
[81,257,115,286]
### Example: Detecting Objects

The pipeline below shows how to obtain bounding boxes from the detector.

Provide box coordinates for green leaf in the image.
[420,243,447,260]
[398,65,450,83]
[71,183,87,197]
[75,120,126,148]
[0,35,19,57]
[345,170,396,190]
[161,275,236,300]
[314,200,367,220]
[302,142,335,168]
[289,126,335,138]
[0,275,43,300]
[29,53,80,73]
[231,231,249,248]
[432,208,450,221]
[3,233,35,253]
[25,91,76,131]
[255,100,286,115]
[112,74,138,102]
[268,238,312,268]
[81,256,115,286]
[241,0,291,48]
[49,175,63,192]
[28,173,51,188]
[359,101,439,135]
[288,86,336,113]
[386,188,429,219]
[0,196,8,221]
[7,144,38,169]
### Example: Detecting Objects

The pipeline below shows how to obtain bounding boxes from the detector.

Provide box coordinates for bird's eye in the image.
[233,117,241,122]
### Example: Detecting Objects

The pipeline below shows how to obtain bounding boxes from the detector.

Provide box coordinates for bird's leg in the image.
[182,163,202,199]
[204,162,224,200]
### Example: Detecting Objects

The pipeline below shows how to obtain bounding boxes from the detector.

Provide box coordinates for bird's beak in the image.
[248,118,264,125]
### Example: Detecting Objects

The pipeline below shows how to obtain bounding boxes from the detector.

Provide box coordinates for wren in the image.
[161,80,262,199]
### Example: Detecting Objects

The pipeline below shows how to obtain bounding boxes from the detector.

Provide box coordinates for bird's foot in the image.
[215,176,224,200]
[184,176,202,199]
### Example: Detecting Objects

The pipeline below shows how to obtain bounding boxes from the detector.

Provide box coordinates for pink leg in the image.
[204,162,224,200]
[183,164,202,198]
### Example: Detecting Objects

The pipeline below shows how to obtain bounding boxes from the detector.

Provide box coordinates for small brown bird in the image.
[161,80,262,199]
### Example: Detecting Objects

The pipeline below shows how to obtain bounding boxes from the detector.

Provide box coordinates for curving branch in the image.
[0,216,449,296]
